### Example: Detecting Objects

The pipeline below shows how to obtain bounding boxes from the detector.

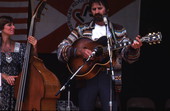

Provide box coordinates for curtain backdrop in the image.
[0,0,141,53]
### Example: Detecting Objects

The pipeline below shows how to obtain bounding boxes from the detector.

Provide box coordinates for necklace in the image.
[5,51,12,63]
[1,42,13,63]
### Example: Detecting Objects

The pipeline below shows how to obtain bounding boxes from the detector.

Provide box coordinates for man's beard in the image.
[94,13,103,22]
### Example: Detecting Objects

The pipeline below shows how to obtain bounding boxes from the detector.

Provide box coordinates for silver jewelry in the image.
[5,52,12,63]
[1,41,13,63]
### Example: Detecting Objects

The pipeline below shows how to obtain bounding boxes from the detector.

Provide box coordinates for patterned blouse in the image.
[0,42,26,110]
[57,20,140,92]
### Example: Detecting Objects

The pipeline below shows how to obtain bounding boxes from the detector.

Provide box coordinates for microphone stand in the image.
[66,84,71,111]
[104,18,115,111]
[55,51,96,96]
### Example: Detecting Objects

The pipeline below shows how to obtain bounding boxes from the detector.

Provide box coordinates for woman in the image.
[0,15,37,110]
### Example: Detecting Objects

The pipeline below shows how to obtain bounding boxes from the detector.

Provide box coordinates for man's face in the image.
[91,2,107,22]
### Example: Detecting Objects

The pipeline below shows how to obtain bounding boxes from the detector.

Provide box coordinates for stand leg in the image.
[66,84,71,111]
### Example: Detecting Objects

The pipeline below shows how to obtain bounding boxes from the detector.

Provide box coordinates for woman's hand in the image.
[28,36,37,47]
[2,73,18,86]
[28,36,38,56]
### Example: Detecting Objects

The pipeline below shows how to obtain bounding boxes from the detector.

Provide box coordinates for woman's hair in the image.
[0,16,13,31]
[89,0,109,11]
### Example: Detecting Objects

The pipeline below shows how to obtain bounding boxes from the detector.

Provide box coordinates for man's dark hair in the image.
[0,16,13,30]
[89,0,109,11]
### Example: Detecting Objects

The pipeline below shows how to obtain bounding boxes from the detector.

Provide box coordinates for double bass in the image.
[14,0,61,110]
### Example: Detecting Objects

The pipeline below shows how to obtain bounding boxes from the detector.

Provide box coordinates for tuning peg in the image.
[149,43,152,45]
[152,32,156,35]
[148,33,152,35]
[153,42,156,44]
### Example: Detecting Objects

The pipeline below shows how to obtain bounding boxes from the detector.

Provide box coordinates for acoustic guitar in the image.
[67,32,162,79]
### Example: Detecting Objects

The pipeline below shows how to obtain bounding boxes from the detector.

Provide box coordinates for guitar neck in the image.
[101,32,162,52]
[112,40,132,50]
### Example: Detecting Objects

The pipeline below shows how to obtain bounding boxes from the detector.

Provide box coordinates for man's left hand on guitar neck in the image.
[130,35,143,49]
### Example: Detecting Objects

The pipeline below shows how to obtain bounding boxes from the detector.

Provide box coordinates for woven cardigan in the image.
[57,20,140,92]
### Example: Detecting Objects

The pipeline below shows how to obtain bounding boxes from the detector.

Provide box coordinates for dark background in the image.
[38,0,169,110]
[121,0,170,110]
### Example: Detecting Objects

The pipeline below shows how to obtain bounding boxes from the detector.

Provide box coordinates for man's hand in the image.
[76,48,93,59]
[131,35,143,49]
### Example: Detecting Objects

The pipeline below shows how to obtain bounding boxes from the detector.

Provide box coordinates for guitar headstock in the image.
[141,32,162,45]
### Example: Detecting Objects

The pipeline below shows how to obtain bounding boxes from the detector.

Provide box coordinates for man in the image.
[57,0,142,110]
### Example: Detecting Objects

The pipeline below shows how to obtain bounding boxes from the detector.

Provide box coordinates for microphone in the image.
[92,46,103,57]
[103,16,108,25]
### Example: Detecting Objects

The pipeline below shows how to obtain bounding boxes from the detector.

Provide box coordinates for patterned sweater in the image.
[57,20,140,92]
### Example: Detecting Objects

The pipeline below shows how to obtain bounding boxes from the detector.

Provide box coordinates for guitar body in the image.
[67,37,116,79]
